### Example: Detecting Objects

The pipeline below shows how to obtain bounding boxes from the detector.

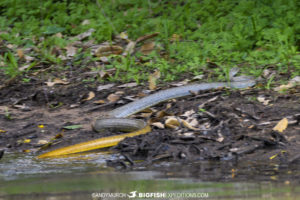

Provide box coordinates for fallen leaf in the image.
[140,42,155,55]
[122,41,136,56]
[23,139,31,143]
[182,119,200,131]
[274,76,300,91]
[63,125,82,130]
[83,91,95,101]
[269,154,278,160]
[23,150,30,153]
[151,122,165,129]
[118,32,128,40]
[13,104,31,111]
[148,70,161,90]
[75,28,95,40]
[38,125,44,128]
[117,82,138,88]
[24,55,34,62]
[93,99,106,104]
[182,132,195,137]
[65,45,77,57]
[95,45,123,57]
[107,93,120,103]
[170,80,189,87]
[81,19,90,25]
[46,78,69,87]
[0,129,6,133]
[192,74,204,80]
[136,32,159,43]
[37,140,48,145]
[6,44,14,49]
[17,49,24,59]
[165,117,180,129]
[257,96,270,105]
[273,118,288,133]
[180,109,195,117]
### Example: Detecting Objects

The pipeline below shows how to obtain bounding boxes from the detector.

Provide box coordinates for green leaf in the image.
[63,125,83,130]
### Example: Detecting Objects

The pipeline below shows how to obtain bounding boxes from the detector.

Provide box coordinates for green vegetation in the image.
[0,0,299,83]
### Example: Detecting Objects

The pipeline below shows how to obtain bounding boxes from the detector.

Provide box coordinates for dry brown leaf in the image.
[75,28,95,40]
[151,122,165,129]
[17,49,24,59]
[117,82,138,88]
[46,78,69,87]
[83,91,95,101]
[140,42,155,55]
[95,45,123,57]
[273,118,288,133]
[165,117,180,129]
[155,110,169,119]
[148,70,161,90]
[123,41,136,56]
[65,45,77,57]
[182,119,200,131]
[24,55,34,62]
[136,32,159,43]
[19,64,30,71]
[107,93,120,103]
[180,109,196,117]
[97,83,115,91]
[274,76,300,91]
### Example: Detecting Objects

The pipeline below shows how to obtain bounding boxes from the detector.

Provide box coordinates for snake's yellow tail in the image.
[38,125,151,158]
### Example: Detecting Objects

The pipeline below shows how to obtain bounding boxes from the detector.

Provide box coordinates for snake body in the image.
[38,78,255,158]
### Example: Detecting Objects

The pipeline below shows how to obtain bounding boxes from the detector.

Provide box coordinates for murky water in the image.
[0,152,299,200]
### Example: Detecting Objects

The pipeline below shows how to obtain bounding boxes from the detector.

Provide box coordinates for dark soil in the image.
[0,78,299,180]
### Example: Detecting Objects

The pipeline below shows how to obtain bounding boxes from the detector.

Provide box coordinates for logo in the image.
[128,191,137,198]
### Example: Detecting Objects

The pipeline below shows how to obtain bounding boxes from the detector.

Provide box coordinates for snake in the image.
[38,69,255,158]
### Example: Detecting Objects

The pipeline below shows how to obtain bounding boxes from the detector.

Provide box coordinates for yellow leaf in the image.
[23,149,30,153]
[119,32,128,40]
[273,118,288,133]
[23,139,31,143]
[0,129,6,133]
[93,99,106,104]
[38,125,44,128]
[182,119,200,131]
[83,91,95,101]
[269,154,278,160]
[165,117,180,129]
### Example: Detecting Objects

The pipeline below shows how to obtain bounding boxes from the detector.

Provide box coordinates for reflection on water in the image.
[0,152,299,200]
